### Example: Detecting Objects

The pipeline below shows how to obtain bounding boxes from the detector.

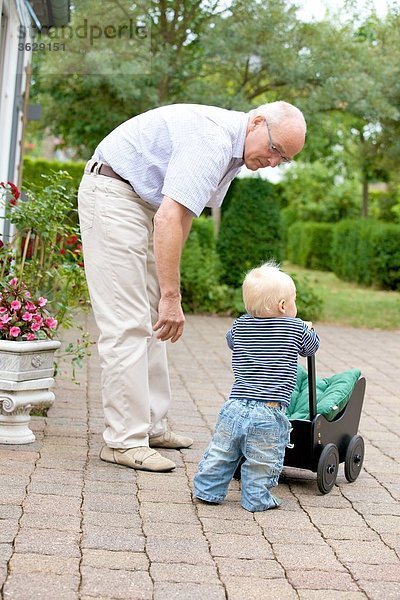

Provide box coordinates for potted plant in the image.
[0,177,92,444]
[0,277,60,443]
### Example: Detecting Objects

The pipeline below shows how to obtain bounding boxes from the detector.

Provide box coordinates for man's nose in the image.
[269,155,280,168]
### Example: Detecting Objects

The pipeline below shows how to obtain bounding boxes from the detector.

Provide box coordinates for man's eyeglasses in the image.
[265,121,291,164]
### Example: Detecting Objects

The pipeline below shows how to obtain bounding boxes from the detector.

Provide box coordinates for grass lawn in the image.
[284,263,400,330]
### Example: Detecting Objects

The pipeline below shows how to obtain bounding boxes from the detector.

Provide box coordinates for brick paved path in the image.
[1,314,399,599]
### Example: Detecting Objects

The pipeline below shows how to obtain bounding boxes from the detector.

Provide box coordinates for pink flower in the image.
[10,300,21,311]
[0,314,11,323]
[38,297,47,307]
[25,291,31,299]
[26,333,36,341]
[0,307,7,314]
[10,326,21,337]
[32,314,43,324]
[45,317,58,330]
[22,312,33,322]
[31,322,41,332]
[9,277,18,286]
[25,301,36,312]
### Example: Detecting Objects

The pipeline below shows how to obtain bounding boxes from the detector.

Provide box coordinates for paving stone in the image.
[14,528,80,558]
[261,527,326,545]
[363,514,400,534]
[83,510,141,529]
[84,479,135,496]
[140,502,199,524]
[215,557,285,579]
[346,562,400,582]
[136,472,190,491]
[23,493,82,516]
[0,505,23,519]
[0,488,26,505]
[153,582,225,599]
[200,517,261,536]
[0,543,13,562]
[146,537,214,565]
[254,509,313,529]
[32,467,84,485]
[81,549,149,571]
[150,562,220,584]
[303,507,366,527]
[80,566,152,599]
[9,553,80,575]
[273,543,345,572]
[142,520,203,539]
[297,592,367,599]
[19,512,81,532]
[315,525,379,541]
[207,533,273,560]
[0,520,19,543]
[223,576,297,600]
[327,539,398,564]
[82,525,145,552]
[3,572,80,599]
[287,570,359,591]
[83,492,138,513]
[27,480,82,497]
[357,580,400,599]
[138,489,192,503]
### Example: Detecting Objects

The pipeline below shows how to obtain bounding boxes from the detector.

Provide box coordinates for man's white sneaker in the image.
[100,446,176,472]
[149,430,193,449]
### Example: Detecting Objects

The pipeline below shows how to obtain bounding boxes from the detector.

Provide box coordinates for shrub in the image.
[370,224,400,290]
[22,157,85,192]
[287,222,334,271]
[181,217,233,313]
[331,219,400,290]
[217,178,282,287]
[331,220,375,286]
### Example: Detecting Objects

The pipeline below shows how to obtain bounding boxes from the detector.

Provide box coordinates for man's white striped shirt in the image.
[93,104,248,217]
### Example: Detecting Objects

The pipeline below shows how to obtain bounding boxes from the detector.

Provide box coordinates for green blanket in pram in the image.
[287,365,361,421]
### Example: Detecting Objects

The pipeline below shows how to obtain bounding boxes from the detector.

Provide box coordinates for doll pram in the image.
[234,355,366,494]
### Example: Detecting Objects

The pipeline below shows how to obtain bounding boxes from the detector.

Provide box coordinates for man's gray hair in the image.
[249,101,306,131]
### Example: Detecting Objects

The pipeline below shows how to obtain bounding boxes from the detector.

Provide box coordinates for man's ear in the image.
[251,115,265,130]
[278,299,286,314]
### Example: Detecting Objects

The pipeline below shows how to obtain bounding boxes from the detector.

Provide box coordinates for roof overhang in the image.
[27,0,71,29]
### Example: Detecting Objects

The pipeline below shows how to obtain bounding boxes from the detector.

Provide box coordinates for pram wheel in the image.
[344,435,364,483]
[317,443,339,494]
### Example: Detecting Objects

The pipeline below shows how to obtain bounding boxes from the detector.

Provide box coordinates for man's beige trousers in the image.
[78,168,171,448]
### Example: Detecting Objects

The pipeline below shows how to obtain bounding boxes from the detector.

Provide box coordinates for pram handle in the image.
[307,354,317,421]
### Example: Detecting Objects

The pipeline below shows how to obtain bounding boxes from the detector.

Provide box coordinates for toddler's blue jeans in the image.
[194,398,291,512]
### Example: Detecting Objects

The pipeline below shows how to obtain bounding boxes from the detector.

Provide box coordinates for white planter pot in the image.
[0,339,61,444]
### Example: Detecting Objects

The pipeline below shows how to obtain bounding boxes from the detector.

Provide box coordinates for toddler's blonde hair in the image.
[242,260,296,318]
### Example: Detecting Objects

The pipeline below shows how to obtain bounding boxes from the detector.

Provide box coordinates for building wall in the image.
[0,0,33,240]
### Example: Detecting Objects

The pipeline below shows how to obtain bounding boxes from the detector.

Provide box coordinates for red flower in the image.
[59,248,66,255]
[7,181,20,201]
[66,235,78,245]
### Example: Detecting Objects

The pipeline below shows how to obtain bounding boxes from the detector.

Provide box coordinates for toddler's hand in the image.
[304,321,313,329]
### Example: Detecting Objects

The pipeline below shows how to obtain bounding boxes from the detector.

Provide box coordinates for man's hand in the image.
[153,295,185,343]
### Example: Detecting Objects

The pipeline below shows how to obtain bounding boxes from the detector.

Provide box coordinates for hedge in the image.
[181,217,233,313]
[287,222,334,271]
[22,157,85,198]
[287,218,400,290]
[217,178,282,287]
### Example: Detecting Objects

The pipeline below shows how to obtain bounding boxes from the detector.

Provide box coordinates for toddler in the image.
[193,261,320,512]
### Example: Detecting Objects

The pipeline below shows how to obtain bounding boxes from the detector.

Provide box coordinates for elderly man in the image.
[78,101,306,473]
